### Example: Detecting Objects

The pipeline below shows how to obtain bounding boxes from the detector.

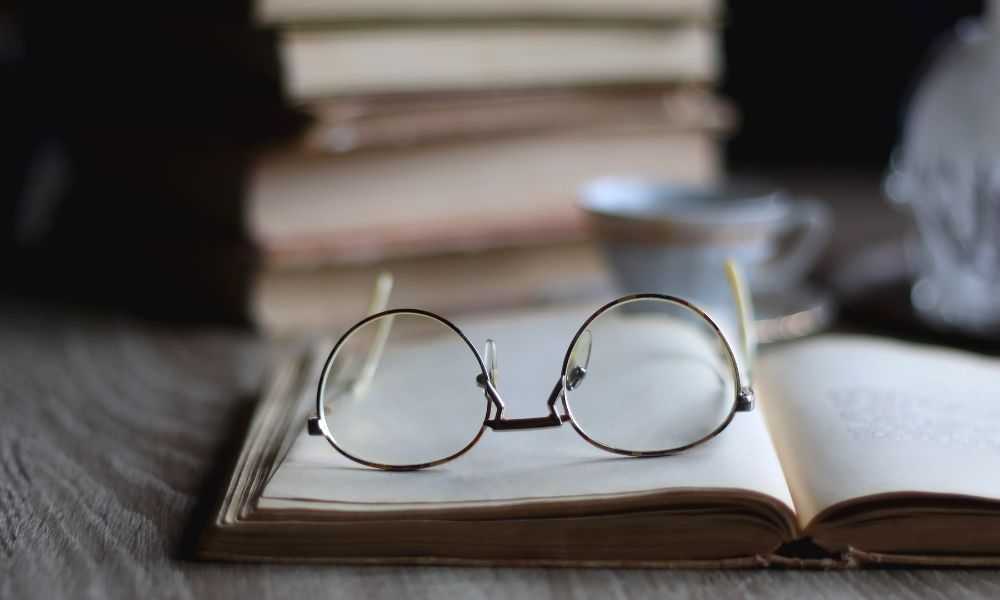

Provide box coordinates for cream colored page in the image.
[760,335,1000,527]
[261,304,793,512]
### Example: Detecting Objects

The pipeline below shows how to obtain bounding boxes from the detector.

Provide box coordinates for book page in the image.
[759,335,1000,527]
[261,304,793,515]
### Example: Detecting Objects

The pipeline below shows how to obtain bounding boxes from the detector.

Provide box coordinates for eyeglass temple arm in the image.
[724,259,756,391]
[350,272,395,398]
[309,272,394,435]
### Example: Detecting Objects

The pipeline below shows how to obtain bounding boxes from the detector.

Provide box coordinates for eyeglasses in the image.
[308,260,757,471]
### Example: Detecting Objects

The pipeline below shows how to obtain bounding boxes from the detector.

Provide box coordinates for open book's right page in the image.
[759,335,1000,530]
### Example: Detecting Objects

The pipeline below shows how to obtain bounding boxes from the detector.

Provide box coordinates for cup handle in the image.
[754,198,833,291]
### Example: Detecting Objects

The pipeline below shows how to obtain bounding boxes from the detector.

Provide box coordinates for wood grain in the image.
[2,300,1000,599]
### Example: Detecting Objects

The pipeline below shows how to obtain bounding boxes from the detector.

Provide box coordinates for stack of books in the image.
[244,0,733,335]
[30,2,728,334]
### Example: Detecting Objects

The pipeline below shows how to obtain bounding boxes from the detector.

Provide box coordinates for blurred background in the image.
[0,0,992,341]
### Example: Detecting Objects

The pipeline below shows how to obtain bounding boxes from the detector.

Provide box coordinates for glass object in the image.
[309,262,756,471]
[885,1,1000,337]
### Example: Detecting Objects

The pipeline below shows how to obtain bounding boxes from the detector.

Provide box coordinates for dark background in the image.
[0,0,988,312]
[724,0,984,166]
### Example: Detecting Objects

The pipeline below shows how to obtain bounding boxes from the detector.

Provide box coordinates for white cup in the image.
[580,177,832,316]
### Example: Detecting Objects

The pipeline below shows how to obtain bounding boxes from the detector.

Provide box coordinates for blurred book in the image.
[252,241,609,335]
[252,120,724,265]
[302,86,732,153]
[255,0,719,24]
[279,24,718,99]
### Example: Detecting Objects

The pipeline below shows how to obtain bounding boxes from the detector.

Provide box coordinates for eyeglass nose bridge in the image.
[476,374,569,431]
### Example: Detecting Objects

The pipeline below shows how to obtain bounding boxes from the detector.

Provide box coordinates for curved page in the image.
[759,335,1000,529]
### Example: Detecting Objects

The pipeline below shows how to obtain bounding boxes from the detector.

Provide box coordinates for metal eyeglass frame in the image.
[308,260,757,471]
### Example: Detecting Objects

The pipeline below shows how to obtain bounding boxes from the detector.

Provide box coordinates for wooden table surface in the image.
[4,171,1000,598]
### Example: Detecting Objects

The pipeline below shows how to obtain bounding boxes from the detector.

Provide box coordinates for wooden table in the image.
[4,171,1000,598]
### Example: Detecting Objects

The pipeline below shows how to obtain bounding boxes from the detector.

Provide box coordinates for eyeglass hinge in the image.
[307,414,323,436]
[736,388,755,412]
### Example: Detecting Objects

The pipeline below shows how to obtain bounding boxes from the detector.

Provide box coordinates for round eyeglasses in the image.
[308,261,756,471]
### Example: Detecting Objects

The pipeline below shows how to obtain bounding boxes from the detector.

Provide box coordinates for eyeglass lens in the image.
[563,298,737,454]
[320,312,488,468]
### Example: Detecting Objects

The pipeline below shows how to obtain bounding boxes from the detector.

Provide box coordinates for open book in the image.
[200,305,1000,567]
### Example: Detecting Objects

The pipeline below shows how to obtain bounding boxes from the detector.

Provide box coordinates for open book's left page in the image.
[260,304,794,519]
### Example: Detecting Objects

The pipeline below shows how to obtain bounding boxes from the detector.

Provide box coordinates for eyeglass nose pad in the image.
[566,329,591,391]
[484,339,499,387]
[474,339,499,390]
